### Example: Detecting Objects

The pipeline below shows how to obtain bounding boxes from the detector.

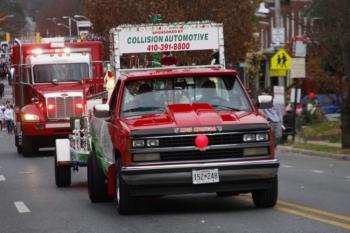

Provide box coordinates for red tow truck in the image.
[10,37,104,157]
[84,22,278,214]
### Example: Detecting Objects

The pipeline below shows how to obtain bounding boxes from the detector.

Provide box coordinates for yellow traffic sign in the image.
[270,69,287,77]
[271,48,291,70]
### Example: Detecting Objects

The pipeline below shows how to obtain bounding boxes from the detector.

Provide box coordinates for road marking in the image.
[18,171,34,175]
[275,206,350,231]
[14,201,31,213]
[281,164,293,168]
[278,200,350,222]
[239,196,350,231]
[311,170,324,174]
[346,176,350,179]
[0,175,6,181]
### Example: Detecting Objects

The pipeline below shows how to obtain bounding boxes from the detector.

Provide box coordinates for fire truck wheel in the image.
[252,176,278,208]
[115,159,136,215]
[88,149,110,202]
[22,136,35,157]
[55,154,71,187]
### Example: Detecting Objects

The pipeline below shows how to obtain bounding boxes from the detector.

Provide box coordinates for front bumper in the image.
[21,122,71,136]
[122,159,279,196]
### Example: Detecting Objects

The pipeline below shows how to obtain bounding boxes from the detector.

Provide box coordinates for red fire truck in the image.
[10,37,104,157]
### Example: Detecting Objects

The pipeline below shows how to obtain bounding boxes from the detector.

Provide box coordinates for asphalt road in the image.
[0,131,350,233]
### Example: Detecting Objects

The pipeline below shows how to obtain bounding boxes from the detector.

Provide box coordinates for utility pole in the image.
[275,0,281,28]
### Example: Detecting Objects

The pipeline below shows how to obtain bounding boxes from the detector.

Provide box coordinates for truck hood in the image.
[33,83,86,95]
[122,103,268,132]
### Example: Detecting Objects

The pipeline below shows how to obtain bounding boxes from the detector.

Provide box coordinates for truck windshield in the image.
[33,63,89,83]
[121,76,253,118]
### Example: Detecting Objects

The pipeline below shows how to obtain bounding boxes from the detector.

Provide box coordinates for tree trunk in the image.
[341,106,350,149]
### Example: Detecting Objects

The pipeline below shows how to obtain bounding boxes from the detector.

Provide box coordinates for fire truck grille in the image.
[158,133,243,147]
[160,148,244,161]
[46,96,83,119]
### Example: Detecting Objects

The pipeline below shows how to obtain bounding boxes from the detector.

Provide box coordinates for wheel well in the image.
[114,148,121,162]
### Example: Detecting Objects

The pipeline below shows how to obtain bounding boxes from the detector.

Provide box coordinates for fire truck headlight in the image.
[132,140,145,148]
[133,153,160,162]
[243,134,256,142]
[22,113,40,122]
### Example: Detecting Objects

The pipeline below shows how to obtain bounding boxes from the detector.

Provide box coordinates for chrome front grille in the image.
[46,94,83,119]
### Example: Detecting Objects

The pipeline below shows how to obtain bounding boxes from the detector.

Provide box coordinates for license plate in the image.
[192,169,219,184]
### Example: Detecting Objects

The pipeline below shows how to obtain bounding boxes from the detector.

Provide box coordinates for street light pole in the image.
[0,14,14,22]
[62,16,73,37]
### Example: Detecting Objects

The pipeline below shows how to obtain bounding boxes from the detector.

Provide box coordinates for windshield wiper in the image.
[212,104,242,111]
[122,106,164,113]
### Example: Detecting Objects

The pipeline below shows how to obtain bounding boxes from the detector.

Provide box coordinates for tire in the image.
[17,146,22,154]
[216,191,239,197]
[115,159,136,214]
[55,154,71,187]
[22,136,34,157]
[87,148,110,202]
[252,176,278,208]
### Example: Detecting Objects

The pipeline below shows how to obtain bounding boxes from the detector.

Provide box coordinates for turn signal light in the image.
[48,104,55,110]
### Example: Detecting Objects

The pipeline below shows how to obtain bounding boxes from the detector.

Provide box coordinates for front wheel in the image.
[252,176,278,208]
[87,149,110,202]
[55,153,71,187]
[22,136,34,157]
[115,159,136,214]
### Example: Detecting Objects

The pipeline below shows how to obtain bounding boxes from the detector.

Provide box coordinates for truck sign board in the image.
[117,23,220,53]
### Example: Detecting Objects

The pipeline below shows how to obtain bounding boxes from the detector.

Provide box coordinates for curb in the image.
[278,146,350,161]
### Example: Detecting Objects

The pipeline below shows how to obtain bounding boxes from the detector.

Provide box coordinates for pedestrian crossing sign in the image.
[271,49,291,70]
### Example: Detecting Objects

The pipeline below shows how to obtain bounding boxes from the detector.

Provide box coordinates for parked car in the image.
[301,94,340,114]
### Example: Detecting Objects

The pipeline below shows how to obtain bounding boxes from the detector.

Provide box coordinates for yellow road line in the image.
[275,206,350,231]
[278,200,350,222]
[238,196,350,230]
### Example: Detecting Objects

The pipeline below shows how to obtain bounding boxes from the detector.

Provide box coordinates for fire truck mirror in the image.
[31,97,39,104]
[93,104,110,118]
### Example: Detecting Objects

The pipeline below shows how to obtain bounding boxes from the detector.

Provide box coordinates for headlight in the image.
[243,133,269,142]
[146,139,159,147]
[243,147,269,156]
[243,134,256,142]
[256,133,269,141]
[132,140,145,148]
[133,153,160,162]
[22,113,40,122]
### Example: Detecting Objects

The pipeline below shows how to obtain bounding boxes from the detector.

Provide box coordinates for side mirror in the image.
[257,95,273,109]
[31,97,39,104]
[93,104,110,118]
[8,67,14,85]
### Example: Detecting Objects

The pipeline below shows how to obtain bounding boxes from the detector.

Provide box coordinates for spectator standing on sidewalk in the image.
[0,103,4,131]
[259,89,284,145]
[4,104,14,133]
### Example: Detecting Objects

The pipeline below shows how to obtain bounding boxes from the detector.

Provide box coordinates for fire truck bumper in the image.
[121,159,279,196]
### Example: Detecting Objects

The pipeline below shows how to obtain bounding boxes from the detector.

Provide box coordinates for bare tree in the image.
[308,0,350,148]
[84,0,256,66]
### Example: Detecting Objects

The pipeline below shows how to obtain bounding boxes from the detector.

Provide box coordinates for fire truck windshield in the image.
[33,63,89,83]
[121,76,253,118]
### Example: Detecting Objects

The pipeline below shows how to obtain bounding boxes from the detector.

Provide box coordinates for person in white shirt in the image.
[4,104,14,133]
[0,104,4,131]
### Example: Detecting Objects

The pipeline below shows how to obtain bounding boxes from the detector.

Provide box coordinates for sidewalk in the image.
[279,138,350,161]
